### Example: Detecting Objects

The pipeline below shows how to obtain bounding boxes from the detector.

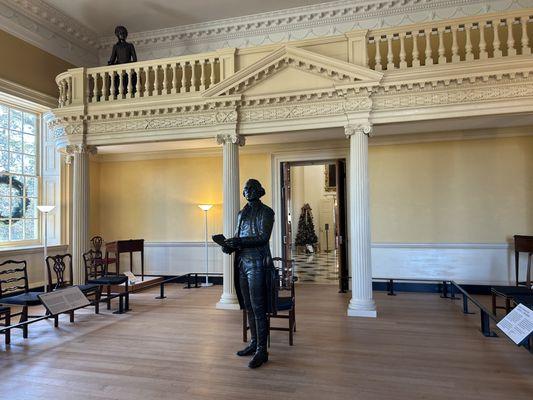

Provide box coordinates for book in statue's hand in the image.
[212,234,227,247]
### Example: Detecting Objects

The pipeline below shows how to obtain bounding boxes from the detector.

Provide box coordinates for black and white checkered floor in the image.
[292,250,339,284]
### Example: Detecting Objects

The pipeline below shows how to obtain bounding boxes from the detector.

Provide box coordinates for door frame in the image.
[271,147,350,269]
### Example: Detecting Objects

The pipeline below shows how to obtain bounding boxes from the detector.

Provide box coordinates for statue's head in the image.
[115,26,128,41]
[243,179,265,202]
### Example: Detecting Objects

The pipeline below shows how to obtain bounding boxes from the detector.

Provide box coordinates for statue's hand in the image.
[222,246,233,254]
[224,237,241,249]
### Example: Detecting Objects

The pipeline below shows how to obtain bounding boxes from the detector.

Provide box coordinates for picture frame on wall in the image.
[324,163,336,192]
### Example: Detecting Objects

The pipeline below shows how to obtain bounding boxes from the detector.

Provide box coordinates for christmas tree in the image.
[295,203,318,250]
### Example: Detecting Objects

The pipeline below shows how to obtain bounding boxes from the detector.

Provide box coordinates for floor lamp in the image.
[198,204,213,287]
[37,205,55,292]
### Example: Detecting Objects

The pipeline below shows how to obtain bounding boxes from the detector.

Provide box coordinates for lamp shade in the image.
[198,204,213,211]
[37,205,55,213]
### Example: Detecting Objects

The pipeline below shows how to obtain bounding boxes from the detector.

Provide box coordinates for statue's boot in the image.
[248,315,268,369]
[237,316,257,356]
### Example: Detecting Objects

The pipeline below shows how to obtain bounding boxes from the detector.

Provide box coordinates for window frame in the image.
[0,92,46,248]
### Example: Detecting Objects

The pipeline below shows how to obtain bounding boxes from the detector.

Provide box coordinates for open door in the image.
[335,160,349,292]
[280,162,292,261]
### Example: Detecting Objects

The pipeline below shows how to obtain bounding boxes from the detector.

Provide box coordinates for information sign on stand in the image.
[38,287,90,315]
[496,303,533,345]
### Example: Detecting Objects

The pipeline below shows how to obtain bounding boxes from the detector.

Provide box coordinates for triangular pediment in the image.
[203,46,383,98]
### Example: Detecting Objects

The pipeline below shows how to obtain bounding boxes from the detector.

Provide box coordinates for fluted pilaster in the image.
[67,144,96,285]
[345,124,376,317]
[216,133,245,310]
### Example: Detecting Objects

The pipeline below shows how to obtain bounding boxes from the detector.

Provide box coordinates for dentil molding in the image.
[0,0,527,66]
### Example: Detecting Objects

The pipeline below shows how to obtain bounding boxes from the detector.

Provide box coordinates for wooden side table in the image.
[514,235,533,287]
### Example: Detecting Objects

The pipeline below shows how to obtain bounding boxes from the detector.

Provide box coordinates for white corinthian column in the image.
[67,144,96,285]
[216,133,245,310]
[345,124,377,317]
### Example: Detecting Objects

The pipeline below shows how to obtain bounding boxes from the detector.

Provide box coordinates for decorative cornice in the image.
[66,144,97,155]
[0,0,525,67]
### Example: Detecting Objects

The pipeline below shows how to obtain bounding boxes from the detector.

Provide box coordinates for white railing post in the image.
[217,48,236,80]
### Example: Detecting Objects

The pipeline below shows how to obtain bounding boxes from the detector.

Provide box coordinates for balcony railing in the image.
[366,9,532,71]
[56,48,236,107]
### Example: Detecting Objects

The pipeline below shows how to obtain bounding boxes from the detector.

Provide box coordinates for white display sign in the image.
[38,287,90,315]
[496,303,533,345]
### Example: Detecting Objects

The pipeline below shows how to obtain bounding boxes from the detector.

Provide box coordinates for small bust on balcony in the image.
[108,26,137,65]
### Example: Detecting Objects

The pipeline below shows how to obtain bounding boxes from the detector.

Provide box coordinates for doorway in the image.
[280,159,349,292]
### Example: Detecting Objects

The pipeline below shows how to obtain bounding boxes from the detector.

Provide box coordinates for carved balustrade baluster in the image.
[399,32,407,68]
[386,35,394,70]
[437,27,445,64]
[118,69,124,98]
[110,71,117,100]
[154,65,160,95]
[493,20,502,57]
[128,68,134,98]
[465,24,474,61]
[200,60,207,90]
[521,16,530,54]
[412,31,420,67]
[424,29,432,66]
[374,37,382,70]
[191,61,197,91]
[479,21,488,59]
[102,72,109,101]
[67,77,72,105]
[507,18,517,56]
[181,62,188,92]
[59,81,65,106]
[451,25,460,62]
[209,58,216,86]
[135,67,141,97]
[162,64,168,94]
[172,64,178,94]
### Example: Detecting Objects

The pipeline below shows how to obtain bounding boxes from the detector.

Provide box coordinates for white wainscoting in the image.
[127,241,518,286]
[371,243,516,285]
[0,245,70,288]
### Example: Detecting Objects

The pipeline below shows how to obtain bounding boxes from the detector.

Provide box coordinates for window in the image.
[0,103,39,244]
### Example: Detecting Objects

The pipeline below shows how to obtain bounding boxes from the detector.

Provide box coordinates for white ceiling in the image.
[44,0,329,35]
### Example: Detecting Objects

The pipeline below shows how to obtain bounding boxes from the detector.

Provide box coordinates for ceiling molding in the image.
[0,0,526,67]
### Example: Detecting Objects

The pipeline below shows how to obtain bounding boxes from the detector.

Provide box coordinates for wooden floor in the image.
[1,285,532,400]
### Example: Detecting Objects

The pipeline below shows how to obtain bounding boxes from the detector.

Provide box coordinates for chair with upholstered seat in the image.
[491,285,533,315]
[83,250,129,313]
[46,254,101,320]
[0,260,43,338]
[91,236,117,274]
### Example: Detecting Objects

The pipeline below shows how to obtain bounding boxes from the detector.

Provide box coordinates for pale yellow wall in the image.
[90,134,533,245]
[91,153,271,242]
[0,29,74,97]
[369,135,533,243]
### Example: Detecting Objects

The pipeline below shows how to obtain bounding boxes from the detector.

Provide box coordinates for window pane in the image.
[0,221,8,241]
[9,153,22,174]
[24,218,37,240]
[25,198,36,218]
[10,130,22,152]
[11,175,24,197]
[10,219,23,240]
[11,197,24,219]
[0,129,7,150]
[26,176,37,197]
[23,113,36,134]
[9,109,22,131]
[0,105,8,128]
[0,150,8,171]
[0,196,9,216]
[23,155,35,175]
[23,133,35,155]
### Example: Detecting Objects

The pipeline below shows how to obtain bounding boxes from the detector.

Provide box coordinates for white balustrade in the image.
[366,10,532,70]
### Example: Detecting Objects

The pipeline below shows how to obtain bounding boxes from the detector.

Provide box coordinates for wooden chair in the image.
[491,285,533,315]
[242,257,297,346]
[0,306,11,345]
[83,250,129,313]
[91,236,117,274]
[514,235,533,287]
[0,260,43,338]
[46,253,101,320]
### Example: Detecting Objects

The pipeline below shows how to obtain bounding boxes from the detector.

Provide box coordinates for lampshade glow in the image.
[37,205,55,213]
[198,204,213,211]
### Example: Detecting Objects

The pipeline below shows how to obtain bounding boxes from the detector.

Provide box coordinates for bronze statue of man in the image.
[223,179,277,369]
[108,26,137,96]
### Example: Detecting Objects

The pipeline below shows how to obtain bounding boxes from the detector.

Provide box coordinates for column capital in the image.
[65,144,98,155]
[216,133,245,146]
[344,124,373,138]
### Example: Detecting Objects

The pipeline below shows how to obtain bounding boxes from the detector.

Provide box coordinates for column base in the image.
[347,298,377,318]
[216,301,241,310]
